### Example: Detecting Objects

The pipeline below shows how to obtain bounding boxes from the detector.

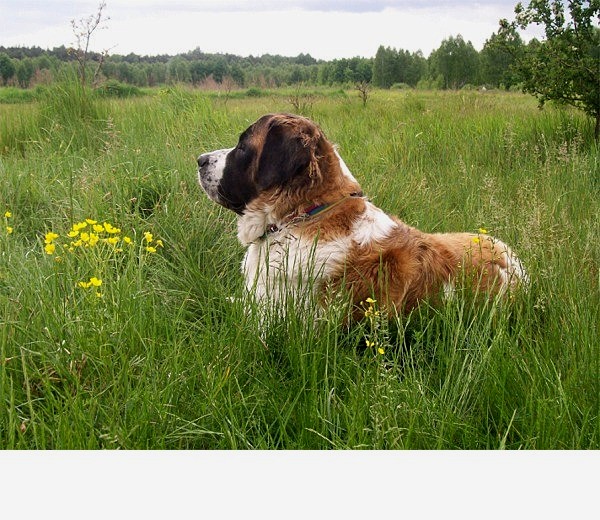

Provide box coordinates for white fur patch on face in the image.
[351,201,397,246]
[197,147,233,203]
[334,149,358,183]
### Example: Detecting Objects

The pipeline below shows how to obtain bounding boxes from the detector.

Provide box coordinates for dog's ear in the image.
[256,120,322,191]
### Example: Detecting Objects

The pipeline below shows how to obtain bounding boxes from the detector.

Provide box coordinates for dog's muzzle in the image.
[197,148,232,203]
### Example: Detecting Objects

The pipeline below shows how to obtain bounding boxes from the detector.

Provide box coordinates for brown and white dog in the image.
[197,113,527,319]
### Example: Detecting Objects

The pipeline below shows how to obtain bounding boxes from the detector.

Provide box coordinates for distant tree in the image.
[0,53,15,84]
[355,80,370,107]
[372,46,396,87]
[69,0,110,87]
[499,0,600,140]
[429,35,480,89]
[294,53,317,66]
[167,57,191,83]
[405,51,427,87]
[15,58,34,87]
[480,28,524,88]
[373,46,427,88]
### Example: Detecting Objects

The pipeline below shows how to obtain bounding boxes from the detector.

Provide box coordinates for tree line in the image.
[0,31,529,91]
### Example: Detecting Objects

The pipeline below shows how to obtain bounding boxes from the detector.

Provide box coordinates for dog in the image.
[197,113,527,320]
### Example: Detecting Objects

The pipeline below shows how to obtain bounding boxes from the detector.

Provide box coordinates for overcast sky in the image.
[1,0,543,60]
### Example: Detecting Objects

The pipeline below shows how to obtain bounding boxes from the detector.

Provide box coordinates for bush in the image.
[95,80,143,98]
[245,87,264,97]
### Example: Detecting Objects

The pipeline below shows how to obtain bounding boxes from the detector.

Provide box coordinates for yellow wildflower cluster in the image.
[64,219,130,253]
[143,231,164,254]
[362,297,386,355]
[44,231,59,254]
[42,218,164,256]
[78,276,103,297]
[42,218,165,298]
[472,227,488,245]
[4,210,13,235]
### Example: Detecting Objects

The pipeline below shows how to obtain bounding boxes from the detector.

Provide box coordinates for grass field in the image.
[0,83,598,449]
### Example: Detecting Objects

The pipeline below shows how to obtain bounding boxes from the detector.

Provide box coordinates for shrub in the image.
[245,87,264,97]
[94,80,143,98]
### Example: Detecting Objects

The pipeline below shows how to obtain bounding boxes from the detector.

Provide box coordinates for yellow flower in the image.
[95,292,103,298]
[103,222,120,234]
[85,219,97,225]
[93,224,104,233]
[44,231,59,244]
[377,347,385,355]
[123,236,132,245]
[80,232,90,242]
[89,277,102,287]
[365,297,376,304]
[67,230,79,238]
[6,226,13,234]
[365,340,375,348]
[88,233,100,246]
[144,232,153,243]
[478,228,488,234]
[146,246,157,254]
[44,243,56,255]
[4,211,12,218]
[72,221,88,232]
[78,277,102,289]
[472,237,480,244]
[155,239,164,248]
[106,236,119,245]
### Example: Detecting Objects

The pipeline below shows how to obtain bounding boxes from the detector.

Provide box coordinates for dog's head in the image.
[197,113,358,215]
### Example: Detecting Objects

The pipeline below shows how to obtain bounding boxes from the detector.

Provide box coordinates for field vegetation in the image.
[0,82,598,448]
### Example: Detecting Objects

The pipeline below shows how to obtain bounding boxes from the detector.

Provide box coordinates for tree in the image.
[499,0,600,140]
[0,53,15,84]
[480,28,524,88]
[429,35,480,89]
[15,58,34,87]
[372,46,396,88]
[69,1,110,88]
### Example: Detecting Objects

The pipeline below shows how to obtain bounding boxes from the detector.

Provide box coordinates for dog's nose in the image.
[197,154,210,169]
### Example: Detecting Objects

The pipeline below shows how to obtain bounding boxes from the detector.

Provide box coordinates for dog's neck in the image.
[237,191,363,245]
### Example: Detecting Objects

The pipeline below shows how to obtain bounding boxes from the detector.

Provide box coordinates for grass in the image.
[0,83,598,449]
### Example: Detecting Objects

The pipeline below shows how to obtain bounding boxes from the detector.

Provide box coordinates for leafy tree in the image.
[480,28,524,88]
[372,46,396,87]
[15,59,34,87]
[167,57,191,83]
[429,35,480,89]
[372,46,425,88]
[499,0,600,140]
[0,53,15,84]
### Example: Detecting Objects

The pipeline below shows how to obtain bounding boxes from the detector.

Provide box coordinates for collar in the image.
[259,191,363,241]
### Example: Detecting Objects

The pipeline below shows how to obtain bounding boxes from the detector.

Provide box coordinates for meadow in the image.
[0,83,598,449]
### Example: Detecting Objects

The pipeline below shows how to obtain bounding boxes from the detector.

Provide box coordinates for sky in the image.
[1,0,544,60]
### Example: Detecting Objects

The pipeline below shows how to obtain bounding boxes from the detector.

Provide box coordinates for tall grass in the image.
[0,83,598,448]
